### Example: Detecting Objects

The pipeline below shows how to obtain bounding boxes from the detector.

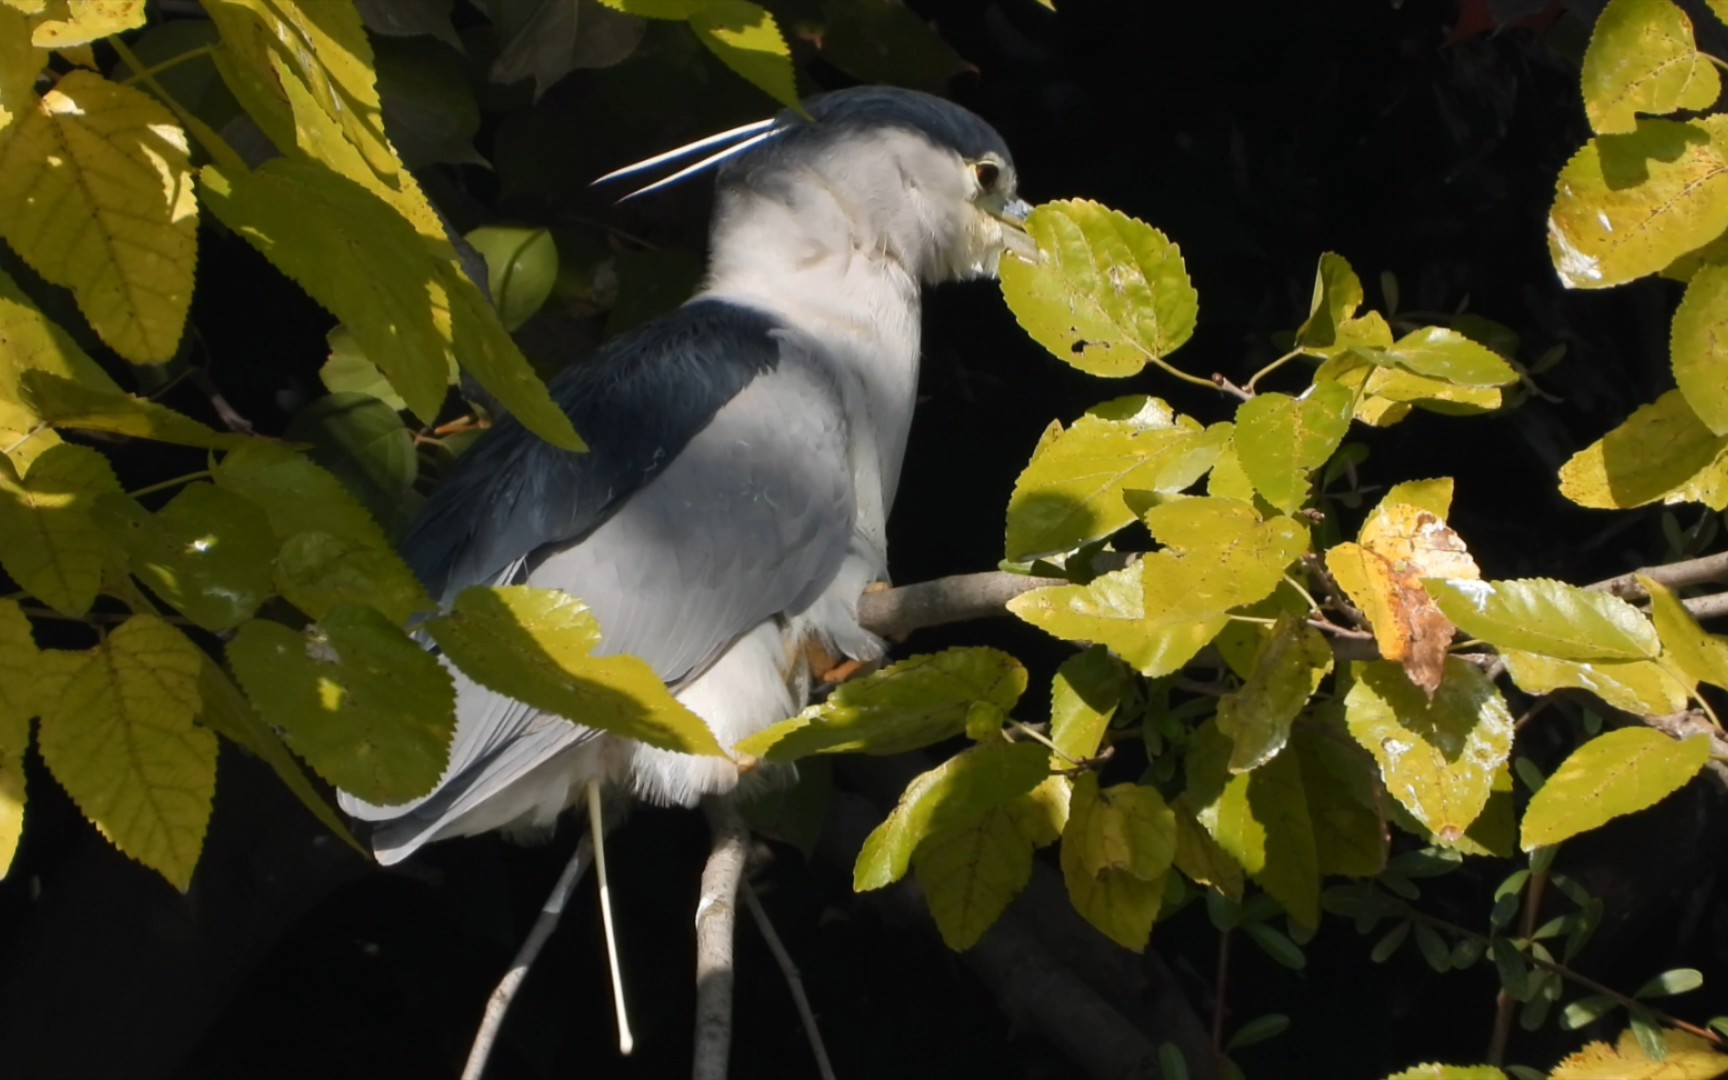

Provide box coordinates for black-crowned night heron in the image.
[338,87,1032,865]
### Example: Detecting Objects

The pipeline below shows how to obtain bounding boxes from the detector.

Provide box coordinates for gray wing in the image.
[340,334,858,854]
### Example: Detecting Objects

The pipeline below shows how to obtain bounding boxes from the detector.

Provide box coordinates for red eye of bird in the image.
[974,161,1001,189]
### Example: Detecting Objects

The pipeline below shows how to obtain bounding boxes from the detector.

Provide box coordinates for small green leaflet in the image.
[1233,381,1354,513]
[1427,578,1659,661]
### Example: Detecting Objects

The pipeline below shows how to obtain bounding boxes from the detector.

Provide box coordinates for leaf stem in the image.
[118,43,216,88]
[108,37,247,176]
[128,470,211,499]
[1245,349,1303,393]
[1009,719,1080,766]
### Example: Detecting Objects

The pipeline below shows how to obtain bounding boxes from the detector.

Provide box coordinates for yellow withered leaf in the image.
[0,70,196,363]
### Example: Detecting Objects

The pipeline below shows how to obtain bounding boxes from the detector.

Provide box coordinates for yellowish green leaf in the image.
[29,0,144,47]
[1551,1027,1728,1078]
[1581,0,1718,135]
[1059,772,1175,950]
[1048,646,1122,763]
[1521,727,1710,849]
[0,443,120,615]
[1290,721,1386,877]
[1188,724,1320,926]
[1548,118,1728,289]
[0,266,124,463]
[740,647,1027,760]
[1207,433,1258,502]
[1500,649,1689,716]
[855,740,1050,890]
[21,372,250,449]
[999,199,1198,376]
[0,70,196,362]
[228,606,455,805]
[193,651,364,855]
[274,530,432,626]
[464,225,559,332]
[214,442,392,550]
[1006,396,1222,558]
[1296,251,1365,352]
[1427,577,1658,660]
[1383,1067,1507,1080]
[1233,381,1354,513]
[912,805,1032,952]
[1344,659,1513,843]
[1171,794,1245,900]
[1672,263,1728,434]
[1216,614,1332,772]
[427,585,723,757]
[1642,574,1728,693]
[35,615,214,890]
[0,598,37,877]
[1382,477,1455,518]
[1559,389,1728,509]
[689,1,801,112]
[93,485,276,631]
[0,4,39,134]
[1380,326,1518,387]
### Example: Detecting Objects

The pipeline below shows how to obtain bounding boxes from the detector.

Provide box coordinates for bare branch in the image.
[741,884,837,1080]
[859,570,1046,638]
[462,834,595,1080]
[1590,551,1728,601]
[693,795,749,1080]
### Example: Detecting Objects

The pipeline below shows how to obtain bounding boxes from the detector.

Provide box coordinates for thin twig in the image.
[694,795,750,1080]
[1210,926,1232,1072]
[1590,552,1728,602]
[1244,348,1303,393]
[127,470,212,500]
[1487,858,1547,1065]
[461,834,595,1080]
[741,885,837,1080]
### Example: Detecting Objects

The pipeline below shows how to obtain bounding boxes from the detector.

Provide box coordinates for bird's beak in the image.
[995,198,1038,261]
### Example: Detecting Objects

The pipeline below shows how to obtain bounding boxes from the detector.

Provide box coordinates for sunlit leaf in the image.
[19,371,250,449]
[94,485,276,631]
[689,1,801,112]
[1672,264,1728,435]
[1548,117,1728,289]
[1641,574,1728,694]
[1171,795,1245,900]
[193,651,364,854]
[999,199,1198,376]
[1236,383,1354,513]
[1379,327,1518,388]
[1521,727,1710,849]
[855,739,1049,890]
[740,647,1026,760]
[1551,1028,1728,1078]
[426,585,723,757]
[1327,500,1478,694]
[1382,1066,1507,1080]
[0,70,196,363]
[1187,723,1320,926]
[0,599,38,877]
[464,225,559,332]
[1344,659,1513,844]
[1500,650,1689,717]
[1006,396,1223,558]
[35,616,214,890]
[1559,390,1728,510]
[0,265,124,467]
[0,5,37,135]
[0,443,121,615]
[229,607,454,805]
[29,0,145,46]
[1580,0,1718,135]
[1215,615,1331,772]
[913,805,1033,952]
[1048,646,1123,763]
[1428,577,1658,660]
[1060,772,1175,950]
[214,442,392,551]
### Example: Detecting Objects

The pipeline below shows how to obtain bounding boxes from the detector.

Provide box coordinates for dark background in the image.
[4,1,1726,1077]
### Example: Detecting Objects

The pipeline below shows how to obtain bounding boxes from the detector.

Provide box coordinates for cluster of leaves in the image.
[0,0,861,889]
[740,165,1728,1072]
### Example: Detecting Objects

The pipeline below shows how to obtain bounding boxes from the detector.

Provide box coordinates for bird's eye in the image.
[973,161,1001,190]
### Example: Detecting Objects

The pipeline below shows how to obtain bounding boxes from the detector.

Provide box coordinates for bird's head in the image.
[599,87,1034,286]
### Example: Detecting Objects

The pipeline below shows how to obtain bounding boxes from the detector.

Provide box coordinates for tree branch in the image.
[858,570,1052,639]
[1590,552,1728,601]
[693,795,749,1080]
[461,834,595,1080]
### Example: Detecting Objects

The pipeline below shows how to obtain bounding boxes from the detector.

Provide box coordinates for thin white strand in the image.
[591,116,779,184]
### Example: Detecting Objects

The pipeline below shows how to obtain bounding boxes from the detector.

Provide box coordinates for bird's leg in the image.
[587,781,635,1056]
[807,581,896,684]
